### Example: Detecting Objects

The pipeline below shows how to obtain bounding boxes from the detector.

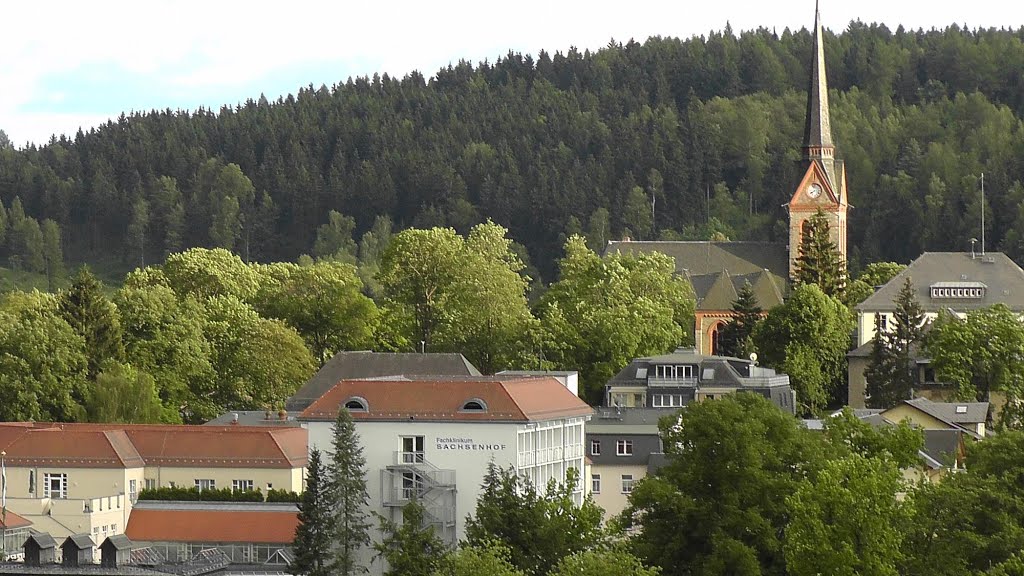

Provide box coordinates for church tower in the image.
[788,0,848,278]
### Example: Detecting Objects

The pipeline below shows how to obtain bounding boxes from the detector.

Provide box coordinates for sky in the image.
[3,0,1020,148]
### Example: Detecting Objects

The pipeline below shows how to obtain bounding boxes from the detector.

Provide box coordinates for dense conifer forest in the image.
[2,23,1024,278]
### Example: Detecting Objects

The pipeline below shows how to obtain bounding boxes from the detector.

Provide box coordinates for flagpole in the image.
[1,450,6,561]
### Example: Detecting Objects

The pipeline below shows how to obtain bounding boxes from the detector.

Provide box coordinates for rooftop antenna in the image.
[980,173,986,255]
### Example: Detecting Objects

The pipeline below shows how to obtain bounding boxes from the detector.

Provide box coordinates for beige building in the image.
[0,423,307,543]
[585,408,671,521]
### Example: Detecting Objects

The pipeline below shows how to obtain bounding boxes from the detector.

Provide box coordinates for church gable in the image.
[790,161,839,209]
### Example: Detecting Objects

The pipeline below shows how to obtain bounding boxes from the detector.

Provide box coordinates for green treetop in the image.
[718,280,762,359]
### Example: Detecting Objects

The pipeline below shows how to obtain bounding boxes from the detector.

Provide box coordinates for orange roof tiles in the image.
[126,508,298,544]
[1,510,32,530]
[0,428,144,468]
[0,423,306,469]
[300,376,593,422]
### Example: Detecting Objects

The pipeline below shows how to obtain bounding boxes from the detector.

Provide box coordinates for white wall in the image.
[306,416,587,576]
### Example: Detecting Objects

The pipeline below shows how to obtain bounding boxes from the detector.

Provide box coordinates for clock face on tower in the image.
[807,183,822,199]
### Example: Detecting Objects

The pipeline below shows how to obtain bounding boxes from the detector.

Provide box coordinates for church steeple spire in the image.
[802,0,835,182]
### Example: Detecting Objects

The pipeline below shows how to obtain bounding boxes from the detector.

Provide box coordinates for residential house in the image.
[882,398,989,439]
[299,375,592,576]
[604,347,796,414]
[849,251,1024,408]
[585,408,674,521]
[286,351,482,411]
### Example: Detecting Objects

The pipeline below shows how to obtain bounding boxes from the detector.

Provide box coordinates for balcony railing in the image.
[647,377,697,387]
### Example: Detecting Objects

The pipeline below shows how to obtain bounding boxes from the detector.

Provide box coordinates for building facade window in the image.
[616,439,633,456]
[652,394,684,408]
[43,473,67,499]
[591,474,601,494]
[194,479,216,491]
[401,436,425,463]
[621,474,635,494]
[145,479,156,490]
[129,479,138,503]
[590,439,601,456]
[232,479,254,492]
[28,470,35,494]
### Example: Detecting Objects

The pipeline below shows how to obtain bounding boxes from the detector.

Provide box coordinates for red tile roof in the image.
[126,508,298,544]
[0,423,307,469]
[1,510,32,530]
[299,376,593,422]
[0,427,144,468]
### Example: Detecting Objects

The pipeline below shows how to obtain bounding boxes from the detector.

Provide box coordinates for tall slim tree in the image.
[718,280,762,358]
[292,449,335,576]
[58,266,125,378]
[865,277,926,408]
[793,209,847,300]
[328,407,372,575]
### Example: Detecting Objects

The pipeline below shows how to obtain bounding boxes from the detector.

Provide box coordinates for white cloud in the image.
[2,0,1021,146]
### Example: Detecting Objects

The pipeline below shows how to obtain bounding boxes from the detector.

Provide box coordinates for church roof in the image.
[605,241,788,311]
[803,0,833,152]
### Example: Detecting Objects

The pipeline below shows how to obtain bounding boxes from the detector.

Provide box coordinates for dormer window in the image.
[461,399,487,411]
[343,397,368,412]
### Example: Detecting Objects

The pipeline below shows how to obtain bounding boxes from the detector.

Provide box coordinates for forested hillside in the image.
[2,23,1024,278]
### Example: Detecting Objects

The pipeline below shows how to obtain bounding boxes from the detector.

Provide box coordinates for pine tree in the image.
[865,277,925,408]
[719,281,762,358]
[292,449,335,576]
[41,219,65,291]
[328,407,371,575]
[58,266,125,378]
[793,209,847,300]
[374,499,448,576]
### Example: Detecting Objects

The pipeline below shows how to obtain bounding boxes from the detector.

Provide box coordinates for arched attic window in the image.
[343,396,368,412]
[460,398,487,412]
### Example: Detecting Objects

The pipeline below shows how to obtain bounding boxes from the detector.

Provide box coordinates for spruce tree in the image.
[865,277,925,408]
[719,281,762,358]
[374,499,447,576]
[793,209,847,300]
[328,407,371,575]
[292,449,334,576]
[58,266,125,378]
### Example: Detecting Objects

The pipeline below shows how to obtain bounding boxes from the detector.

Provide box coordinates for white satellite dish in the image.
[749,352,758,364]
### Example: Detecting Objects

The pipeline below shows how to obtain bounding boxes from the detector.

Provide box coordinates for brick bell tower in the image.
[788,0,848,279]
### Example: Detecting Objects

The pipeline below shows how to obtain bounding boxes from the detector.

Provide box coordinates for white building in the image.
[298,375,592,575]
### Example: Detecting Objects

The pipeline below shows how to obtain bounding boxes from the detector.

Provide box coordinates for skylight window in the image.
[461,399,487,411]
[955,405,968,414]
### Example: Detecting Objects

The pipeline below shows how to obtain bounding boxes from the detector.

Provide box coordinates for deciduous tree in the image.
[753,284,852,414]
[374,499,448,576]
[539,236,695,402]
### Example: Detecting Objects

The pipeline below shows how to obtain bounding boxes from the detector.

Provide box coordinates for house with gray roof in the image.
[585,407,674,521]
[855,251,1024,347]
[848,251,1024,408]
[606,241,786,355]
[285,351,481,411]
[604,347,796,414]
